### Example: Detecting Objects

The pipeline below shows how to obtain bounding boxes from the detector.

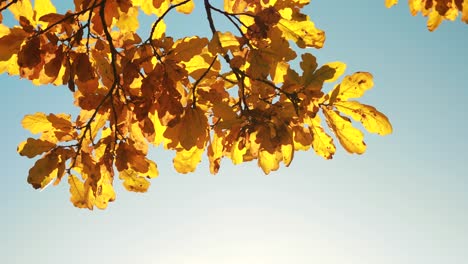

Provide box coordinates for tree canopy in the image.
[1,0,465,209]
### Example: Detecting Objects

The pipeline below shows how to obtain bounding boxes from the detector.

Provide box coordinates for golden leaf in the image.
[258,149,281,174]
[323,108,366,154]
[149,111,167,146]
[119,169,150,192]
[8,0,34,23]
[68,175,94,209]
[34,0,57,26]
[427,9,444,31]
[208,132,224,174]
[224,0,247,13]
[277,16,325,48]
[21,112,54,134]
[335,101,393,136]
[231,137,247,165]
[116,7,139,33]
[94,167,115,209]
[331,72,374,101]
[173,146,204,173]
[385,0,398,8]
[281,143,294,167]
[174,0,195,14]
[152,19,166,40]
[307,115,336,159]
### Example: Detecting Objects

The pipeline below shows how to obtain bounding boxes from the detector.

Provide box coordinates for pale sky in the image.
[2,1,468,264]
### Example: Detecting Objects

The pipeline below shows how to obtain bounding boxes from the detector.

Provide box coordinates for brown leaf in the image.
[73,53,95,82]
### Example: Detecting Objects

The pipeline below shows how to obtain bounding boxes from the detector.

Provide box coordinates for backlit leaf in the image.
[35,0,57,25]
[119,169,151,192]
[385,0,398,8]
[21,112,54,134]
[175,0,194,14]
[335,101,392,136]
[94,168,115,209]
[323,108,366,154]
[277,16,325,48]
[28,152,60,189]
[18,138,55,158]
[307,115,336,159]
[68,175,94,209]
[173,146,204,173]
[8,0,34,23]
[258,149,281,174]
[331,72,374,101]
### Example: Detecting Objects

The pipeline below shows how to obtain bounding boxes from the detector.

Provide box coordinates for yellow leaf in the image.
[427,9,443,31]
[224,0,247,13]
[307,115,336,159]
[18,138,55,158]
[208,132,224,174]
[130,121,149,154]
[152,0,170,16]
[0,54,20,75]
[323,109,366,154]
[152,19,166,40]
[8,0,34,23]
[385,0,398,8]
[174,0,194,14]
[133,0,168,16]
[209,31,239,55]
[258,149,281,174]
[278,17,325,48]
[68,175,94,209]
[332,72,374,101]
[272,61,289,84]
[119,169,151,192]
[90,111,109,139]
[173,146,204,173]
[116,7,139,33]
[231,137,247,165]
[21,112,54,134]
[34,0,57,24]
[281,143,294,167]
[185,54,218,79]
[94,167,115,209]
[146,160,159,178]
[149,111,167,146]
[463,1,468,23]
[335,101,393,135]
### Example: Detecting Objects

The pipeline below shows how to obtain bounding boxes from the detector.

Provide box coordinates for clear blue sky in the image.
[2,1,468,263]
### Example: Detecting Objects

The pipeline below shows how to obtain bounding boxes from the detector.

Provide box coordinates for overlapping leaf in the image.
[1,0,395,209]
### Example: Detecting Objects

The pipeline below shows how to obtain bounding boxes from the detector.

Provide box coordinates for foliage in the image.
[5,0,457,209]
[386,0,468,31]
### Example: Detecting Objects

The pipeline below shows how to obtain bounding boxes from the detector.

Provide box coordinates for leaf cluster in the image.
[0,0,397,209]
[386,0,468,31]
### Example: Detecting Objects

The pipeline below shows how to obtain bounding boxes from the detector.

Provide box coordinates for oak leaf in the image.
[334,101,393,136]
[323,109,366,154]
[18,138,55,158]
